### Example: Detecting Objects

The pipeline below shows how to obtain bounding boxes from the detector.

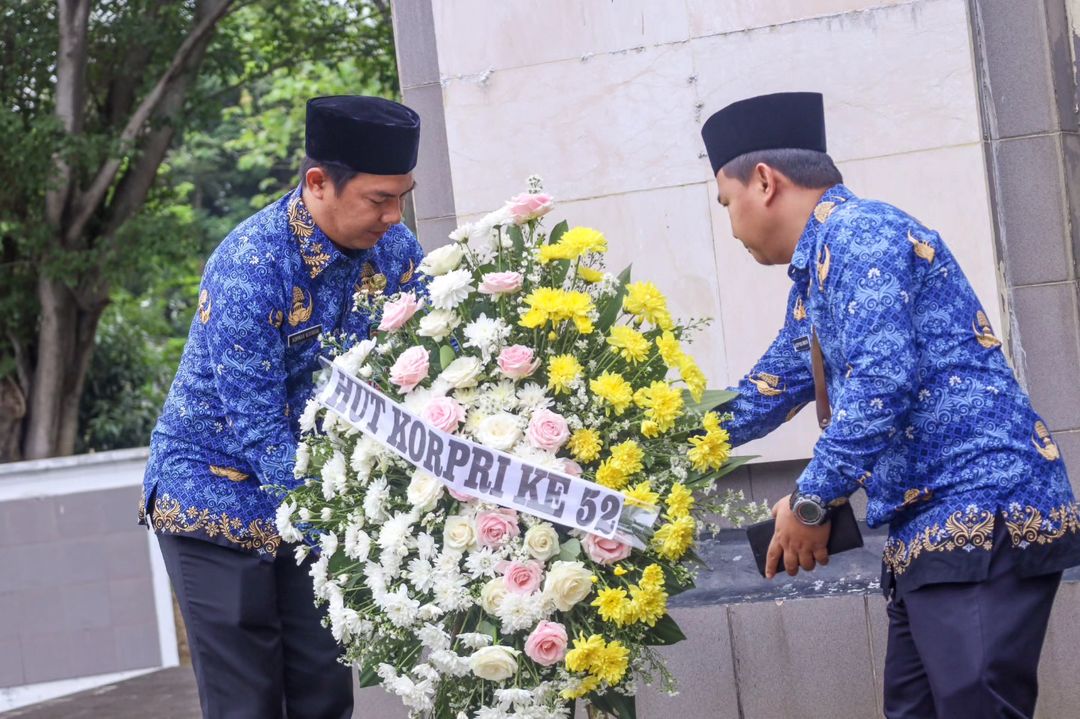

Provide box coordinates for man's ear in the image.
[304,166,329,200]
[755,162,778,205]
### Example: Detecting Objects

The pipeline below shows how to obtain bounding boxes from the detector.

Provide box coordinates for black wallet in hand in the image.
[745,501,864,577]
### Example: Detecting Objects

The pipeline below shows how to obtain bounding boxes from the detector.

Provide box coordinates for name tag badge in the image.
[288,324,322,347]
[792,335,812,353]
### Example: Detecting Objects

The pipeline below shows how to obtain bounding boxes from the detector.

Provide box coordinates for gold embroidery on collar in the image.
[793,296,807,321]
[209,465,250,482]
[1032,421,1060,461]
[288,192,331,278]
[287,192,315,239]
[148,493,282,556]
[198,289,212,324]
[814,201,837,223]
[748,372,785,397]
[355,261,387,296]
[816,245,831,290]
[973,311,1001,349]
[399,258,416,286]
[908,230,935,264]
[288,286,313,326]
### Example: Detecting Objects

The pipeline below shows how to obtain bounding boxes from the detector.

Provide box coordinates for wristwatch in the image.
[789,492,830,526]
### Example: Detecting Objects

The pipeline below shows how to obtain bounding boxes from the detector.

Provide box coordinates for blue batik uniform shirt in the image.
[724,184,1080,593]
[141,185,424,557]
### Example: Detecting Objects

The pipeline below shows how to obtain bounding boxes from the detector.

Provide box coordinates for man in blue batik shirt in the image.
[140,96,426,718]
[701,93,1080,718]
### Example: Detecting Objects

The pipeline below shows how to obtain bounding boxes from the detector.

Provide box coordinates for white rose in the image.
[523,523,561,561]
[437,356,483,390]
[443,515,477,552]
[468,646,519,682]
[419,243,465,276]
[418,309,461,342]
[542,560,593,611]
[480,577,508,614]
[407,469,445,512]
[474,412,521,451]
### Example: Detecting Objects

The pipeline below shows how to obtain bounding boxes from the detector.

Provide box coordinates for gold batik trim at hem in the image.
[147,493,282,556]
[883,506,994,575]
[883,503,1080,575]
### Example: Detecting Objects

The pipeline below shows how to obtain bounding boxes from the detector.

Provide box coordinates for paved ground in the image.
[0,668,201,719]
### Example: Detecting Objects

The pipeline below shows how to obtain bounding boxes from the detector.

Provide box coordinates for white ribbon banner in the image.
[316,359,656,541]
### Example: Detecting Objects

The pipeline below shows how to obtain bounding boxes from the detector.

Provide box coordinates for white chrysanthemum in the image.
[378,511,415,552]
[293,442,311,477]
[363,478,391,523]
[495,591,544,633]
[458,632,494,650]
[299,398,320,433]
[379,585,421,628]
[416,532,437,561]
[463,409,491,438]
[429,649,471,677]
[319,531,339,558]
[428,269,474,310]
[453,387,480,406]
[474,412,522,451]
[407,557,435,593]
[516,382,552,412]
[402,386,440,416]
[327,592,361,643]
[309,554,330,599]
[333,338,376,376]
[463,313,511,360]
[433,574,472,613]
[495,688,534,710]
[418,623,451,652]
[274,500,304,543]
[320,451,348,501]
[417,308,461,341]
[464,546,503,579]
[293,543,311,565]
[418,603,445,622]
[344,522,370,561]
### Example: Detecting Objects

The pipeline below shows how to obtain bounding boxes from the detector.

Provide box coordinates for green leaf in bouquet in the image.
[477,619,498,640]
[683,454,758,489]
[645,613,687,646]
[587,691,637,719]
[558,537,582,561]
[682,388,739,414]
[596,264,632,334]
[357,664,380,688]
[508,224,525,254]
[439,344,456,370]
[548,219,569,246]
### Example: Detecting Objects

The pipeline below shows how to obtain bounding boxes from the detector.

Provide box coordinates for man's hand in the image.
[765,494,831,579]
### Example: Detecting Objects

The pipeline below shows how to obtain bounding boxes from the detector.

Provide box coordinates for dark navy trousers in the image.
[883,525,1061,719]
[158,534,353,719]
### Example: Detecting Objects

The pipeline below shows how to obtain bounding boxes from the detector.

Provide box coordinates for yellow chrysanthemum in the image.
[577,266,604,283]
[568,428,603,463]
[607,325,650,364]
[623,281,673,329]
[590,372,634,415]
[687,422,731,472]
[633,381,684,433]
[623,481,660,510]
[628,583,668,627]
[547,354,583,395]
[560,674,600,700]
[666,482,694,519]
[539,226,607,264]
[592,587,631,624]
[609,440,644,475]
[678,354,706,402]
[591,641,630,685]
[652,515,696,561]
[702,411,722,434]
[520,288,595,334]
[613,565,628,577]
[640,564,665,591]
[656,331,684,368]
[640,420,661,438]
[595,460,628,490]
[565,634,605,673]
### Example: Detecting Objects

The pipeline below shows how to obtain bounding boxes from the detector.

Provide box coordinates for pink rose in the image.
[526,409,570,452]
[422,396,466,433]
[524,621,568,667]
[497,345,539,380]
[478,271,524,296]
[559,459,583,477]
[378,292,423,332]
[582,533,632,565]
[476,509,520,548]
[448,487,475,503]
[506,192,554,224]
[389,346,430,393]
[500,559,543,595]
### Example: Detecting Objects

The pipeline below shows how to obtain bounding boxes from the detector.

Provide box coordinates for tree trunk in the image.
[0,377,26,462]
[23,276,76,459]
